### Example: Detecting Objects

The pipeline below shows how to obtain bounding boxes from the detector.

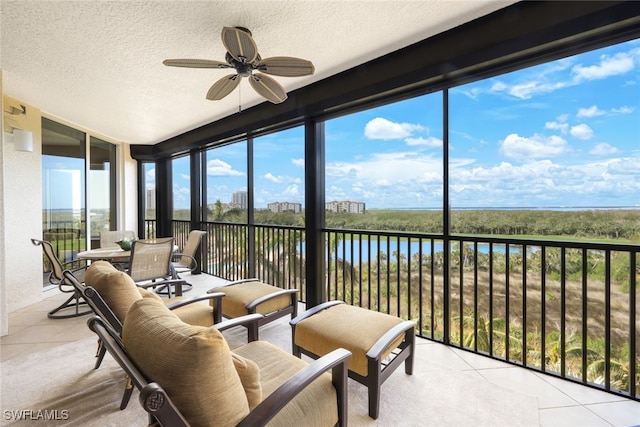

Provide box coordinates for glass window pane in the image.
[142,162,156,238]
[172,155,190,220]
[449,38,640,236]
[206,141,247,223]
[254,127,305,224]
[89,136,116,240]
[41,118,86,282]
[325,93,444,231]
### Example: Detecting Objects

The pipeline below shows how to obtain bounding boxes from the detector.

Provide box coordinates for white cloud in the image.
[448,156,640,208]
[405,136,442,148]
[291,158,304,167]
[572,51,635,81]
[508,81,567,99]
[576,105,605,118]
[490,81,508,92]
[145,167,155,187]
[263,173,301,184]
[283,184,299,196]
[589,143,619,155]
[500,133,570,160]
[482,47,638,101]
[461,86,484,99]
[326,152,443,189]
[364,117,424,140]
[611,105,634,114]
[545,121,569,134]
[570,124,594,140]
[264,173,282,183]
[206,159,244,176]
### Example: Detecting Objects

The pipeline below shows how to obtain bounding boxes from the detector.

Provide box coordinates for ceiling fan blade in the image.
[163,59,231,69]
[249,73,287,104]
[255,56,315,77]
[221,27,258,64]
[206,74,241,100]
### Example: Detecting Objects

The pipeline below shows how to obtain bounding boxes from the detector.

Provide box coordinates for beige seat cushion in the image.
[234,341,338,427]
[85,260,141,322]
[294,303,404,377]
[169,298,216,327]
[86,260,215,327]
[123,297,251,426]
[216,281,292,318]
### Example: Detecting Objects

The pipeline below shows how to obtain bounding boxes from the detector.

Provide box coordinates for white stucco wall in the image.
[2,94,44,326]
[1,74,6,336]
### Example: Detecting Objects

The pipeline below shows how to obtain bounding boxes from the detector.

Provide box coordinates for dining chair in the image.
[172,230,207,276]
[128,237,184,297]
[99,230,137,249]
[31,238,92,319]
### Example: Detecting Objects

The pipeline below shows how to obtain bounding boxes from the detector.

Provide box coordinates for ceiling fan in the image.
[163,26,315,104]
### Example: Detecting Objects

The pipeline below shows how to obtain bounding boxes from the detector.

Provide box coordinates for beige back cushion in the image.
[85,261,141,322]
[231,353,261,410]
[122,297,251,426]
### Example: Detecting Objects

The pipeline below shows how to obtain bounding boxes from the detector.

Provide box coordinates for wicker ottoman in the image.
[290,300,415,419]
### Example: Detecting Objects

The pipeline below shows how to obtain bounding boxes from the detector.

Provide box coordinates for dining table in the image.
[77,243,180,261]
[77,247,134,271]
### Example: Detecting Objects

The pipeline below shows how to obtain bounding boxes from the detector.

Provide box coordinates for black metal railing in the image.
[40,223,87,282]
[324,229,639,401]
[157,218,638,401]
[143,219,157,239]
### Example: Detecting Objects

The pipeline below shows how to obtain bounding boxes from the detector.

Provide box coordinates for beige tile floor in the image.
[2,273,639,426]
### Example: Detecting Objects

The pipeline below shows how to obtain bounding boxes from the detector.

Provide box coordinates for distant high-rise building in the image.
[231,191,248,209]
[325,200,366,214]
[146,188,156,210]
[267,201,302,214]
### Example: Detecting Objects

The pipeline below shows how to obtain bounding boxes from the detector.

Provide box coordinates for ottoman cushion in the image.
[217,281,292,318]
[294,304,405,377]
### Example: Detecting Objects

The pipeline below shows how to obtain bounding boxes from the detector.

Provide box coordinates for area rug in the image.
[1,338,147,426]
[1,322,540,426]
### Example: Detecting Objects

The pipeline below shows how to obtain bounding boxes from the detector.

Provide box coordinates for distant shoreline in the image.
[367,206,640,211]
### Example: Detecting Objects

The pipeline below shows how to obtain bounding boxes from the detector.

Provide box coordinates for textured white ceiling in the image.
[1,0,515,145]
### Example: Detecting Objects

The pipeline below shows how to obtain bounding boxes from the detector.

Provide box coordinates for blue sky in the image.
[165,38,640,211]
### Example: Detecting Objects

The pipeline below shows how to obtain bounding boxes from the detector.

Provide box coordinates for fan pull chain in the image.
[238,82,242,113]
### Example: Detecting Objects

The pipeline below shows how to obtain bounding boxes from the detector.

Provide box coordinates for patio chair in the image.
[128,237,184,297]
[31,238,92,319]
[89,295,351,426]
[171,230,207,275]
[65,263,225,409]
